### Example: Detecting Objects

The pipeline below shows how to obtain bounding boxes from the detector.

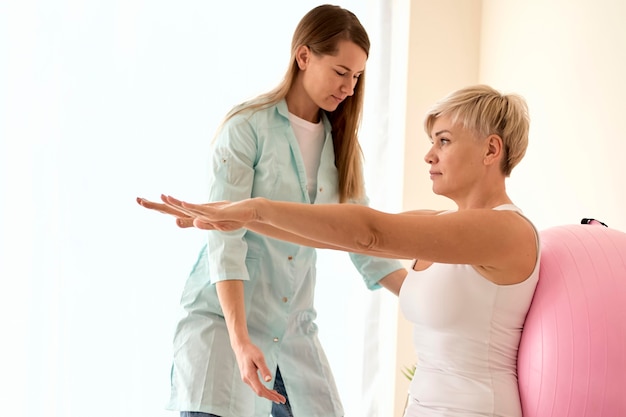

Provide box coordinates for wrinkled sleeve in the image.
[206,114,258,283]
[349,253,404,290]
[347,195,404,290]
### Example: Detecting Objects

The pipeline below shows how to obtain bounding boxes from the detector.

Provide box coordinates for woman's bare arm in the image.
[169,197,534,275]
[137,197,391,254]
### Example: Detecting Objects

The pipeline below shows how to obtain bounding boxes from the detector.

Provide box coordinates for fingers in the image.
[256,357,273,384]
[138,195,188,217]
[192,219,218,230]
[251,351,286,404]
[259,386,287,404]
[136,197,164,211]
[163,195,214,219]
[160,195,201,218]
[142,195,240,231]
[139,195,216,230]
[162,195,231,228]
[137,196,195,229]
[242,373,286,404]
[176,218,196,228]
[161,194,182,206]
[137,197,184,216]
[236,343,286,404]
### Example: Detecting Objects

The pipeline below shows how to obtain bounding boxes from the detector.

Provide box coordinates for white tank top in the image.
[399,204,540,417]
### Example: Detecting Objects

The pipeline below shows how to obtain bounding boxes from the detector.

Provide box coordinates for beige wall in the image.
[394,2,482,415]
[480,0,626,231]
[394,0,626,415]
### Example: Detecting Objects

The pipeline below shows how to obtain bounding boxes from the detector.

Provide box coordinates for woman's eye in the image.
[336,70,347,76]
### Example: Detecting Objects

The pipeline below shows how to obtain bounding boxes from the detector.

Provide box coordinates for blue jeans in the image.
[180,367,293,417]
[271,367,293,417]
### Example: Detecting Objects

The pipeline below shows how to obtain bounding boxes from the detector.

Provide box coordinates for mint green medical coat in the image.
[167,100,403,417]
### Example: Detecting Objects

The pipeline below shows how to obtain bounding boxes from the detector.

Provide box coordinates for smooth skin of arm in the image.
[252,199,536,286]
[374,210,435,294]
[162,196,537,286]
[216,280,286,404]
[137,197,409,295]
[136,197,362,253]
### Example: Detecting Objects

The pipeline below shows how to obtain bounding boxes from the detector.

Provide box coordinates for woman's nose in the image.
[342,78,356,96]
[424,147,436,164]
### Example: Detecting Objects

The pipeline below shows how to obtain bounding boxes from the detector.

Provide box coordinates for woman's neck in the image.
[285,80,320,123]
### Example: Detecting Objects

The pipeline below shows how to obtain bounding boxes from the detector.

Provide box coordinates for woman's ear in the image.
[484,134,504,166]
[295,45,311,70]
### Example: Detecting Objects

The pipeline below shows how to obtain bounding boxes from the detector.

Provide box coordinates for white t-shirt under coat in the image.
[288,111,325,202]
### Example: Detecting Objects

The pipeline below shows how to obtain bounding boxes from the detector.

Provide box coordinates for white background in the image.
[0,1,403,416]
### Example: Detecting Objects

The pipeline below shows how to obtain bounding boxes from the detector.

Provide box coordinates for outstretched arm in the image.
[138,196,408,295]
[159,195,536,276]
[137,197,371,253]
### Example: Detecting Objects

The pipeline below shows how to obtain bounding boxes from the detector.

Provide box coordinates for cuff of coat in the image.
[349,253,404,290]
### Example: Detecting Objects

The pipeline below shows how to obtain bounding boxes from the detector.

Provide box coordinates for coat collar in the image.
[276,98,332,133]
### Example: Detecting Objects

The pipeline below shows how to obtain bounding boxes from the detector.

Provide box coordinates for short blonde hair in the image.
[424,85,530,176]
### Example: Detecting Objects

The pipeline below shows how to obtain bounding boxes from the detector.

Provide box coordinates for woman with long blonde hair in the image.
[139,5,405,417]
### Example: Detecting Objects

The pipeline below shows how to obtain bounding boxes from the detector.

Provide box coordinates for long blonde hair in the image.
[219,4,370,203]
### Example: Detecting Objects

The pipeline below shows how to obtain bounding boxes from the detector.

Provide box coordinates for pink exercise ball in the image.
[518,223,626,417]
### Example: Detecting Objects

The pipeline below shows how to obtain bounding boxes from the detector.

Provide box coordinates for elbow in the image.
[354,230,382,253]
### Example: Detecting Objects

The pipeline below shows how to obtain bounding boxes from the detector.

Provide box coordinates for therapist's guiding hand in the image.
[233,340,287,404]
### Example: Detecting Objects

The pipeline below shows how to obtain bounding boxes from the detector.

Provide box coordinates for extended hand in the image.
[136,196,195,228]
[157,195,255,231]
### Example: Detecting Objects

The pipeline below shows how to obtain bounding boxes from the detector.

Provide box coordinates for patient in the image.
[138,84,540,417]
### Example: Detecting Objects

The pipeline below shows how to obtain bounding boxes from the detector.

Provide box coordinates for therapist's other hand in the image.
[233,341,286,404]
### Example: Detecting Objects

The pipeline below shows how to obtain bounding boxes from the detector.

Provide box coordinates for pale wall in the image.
[394,1,482,415]
[395,0,626,415]
[480,0,626,231]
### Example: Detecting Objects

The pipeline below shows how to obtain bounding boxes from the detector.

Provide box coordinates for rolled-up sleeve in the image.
[206,115,258,283]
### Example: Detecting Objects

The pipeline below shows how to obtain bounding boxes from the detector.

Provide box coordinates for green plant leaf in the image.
[401,363,416,381]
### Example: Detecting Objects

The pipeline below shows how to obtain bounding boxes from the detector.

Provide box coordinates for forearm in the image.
[252,198,388,255]
[246,221,364,252]
[215,280,250,348]
[215,278,283,400]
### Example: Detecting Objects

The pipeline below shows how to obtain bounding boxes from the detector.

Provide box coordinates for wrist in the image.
[248,197,267,223]
[229,333,251,351]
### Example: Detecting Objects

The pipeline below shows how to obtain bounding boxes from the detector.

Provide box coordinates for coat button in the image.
[288,256,293,261]
[282,297,288,303]
[273,337,279,343]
